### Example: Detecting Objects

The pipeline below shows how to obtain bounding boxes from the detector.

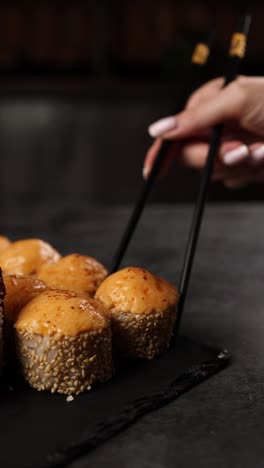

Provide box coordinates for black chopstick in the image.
[110,32,213,274]
[175,13,252,334]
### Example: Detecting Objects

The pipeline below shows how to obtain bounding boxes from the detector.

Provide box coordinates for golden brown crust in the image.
[4,274,47,323]
[38,253,107,297]
[0,235,11,253]
[95,267,179,315]
[15,289,110,336]
[0,238,60,276]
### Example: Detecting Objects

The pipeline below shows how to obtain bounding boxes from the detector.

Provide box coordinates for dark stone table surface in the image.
[2,201,264,468]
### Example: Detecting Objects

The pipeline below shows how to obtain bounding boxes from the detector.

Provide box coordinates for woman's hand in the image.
[143,76,264,188]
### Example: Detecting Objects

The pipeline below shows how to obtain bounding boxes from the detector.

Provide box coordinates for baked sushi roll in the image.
[0,238,60,276]
[4,274,47,324]
[14,289,112,395]
[95,267,179,359]
[0,235,11,253]
[3,275,48,363]
[0,269,6,373]
[38,253,107,297]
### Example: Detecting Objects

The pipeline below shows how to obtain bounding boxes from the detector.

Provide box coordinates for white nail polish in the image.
[148,116,177,138]
[223,145,248,165]
[143,166,150,179]
[251,145,264,162]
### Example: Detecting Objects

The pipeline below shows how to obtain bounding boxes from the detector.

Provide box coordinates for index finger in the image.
[186,77,225,110]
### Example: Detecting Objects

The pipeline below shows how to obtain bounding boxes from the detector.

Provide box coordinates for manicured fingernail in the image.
[251,145,264,162]
[148,116,177,138]
[143,166,150,179]
[223,145,248,165]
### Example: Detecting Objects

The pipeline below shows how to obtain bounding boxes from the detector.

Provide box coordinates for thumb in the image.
[148,81,244,140]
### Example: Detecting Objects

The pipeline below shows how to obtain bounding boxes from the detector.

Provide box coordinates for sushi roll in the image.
[0,269,6,373]
[0,235,11,253]
[14,289,112,395]
[4,274,47,324]
[0,238,60,276]
[3,275,48,362]
[38,253,107,297]
[95,267,179,360]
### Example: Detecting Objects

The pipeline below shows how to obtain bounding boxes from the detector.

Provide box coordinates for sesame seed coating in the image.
[13,288,112,394]
[15,327,112,395]
[95,267,178,359]
[111,306,177,359]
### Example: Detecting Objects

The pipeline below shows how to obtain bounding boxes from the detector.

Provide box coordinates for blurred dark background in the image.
[0,2,263,204]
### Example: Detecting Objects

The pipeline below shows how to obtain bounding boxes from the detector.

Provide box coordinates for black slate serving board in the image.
[0,336,229,468]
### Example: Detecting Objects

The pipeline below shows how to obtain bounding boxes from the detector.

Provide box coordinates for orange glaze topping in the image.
[38,253,107,297]
[4,274,47,323]
[0,239,60,276]
[15,289,109,336]
[95,267,179,315]
[0,236,11,253]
